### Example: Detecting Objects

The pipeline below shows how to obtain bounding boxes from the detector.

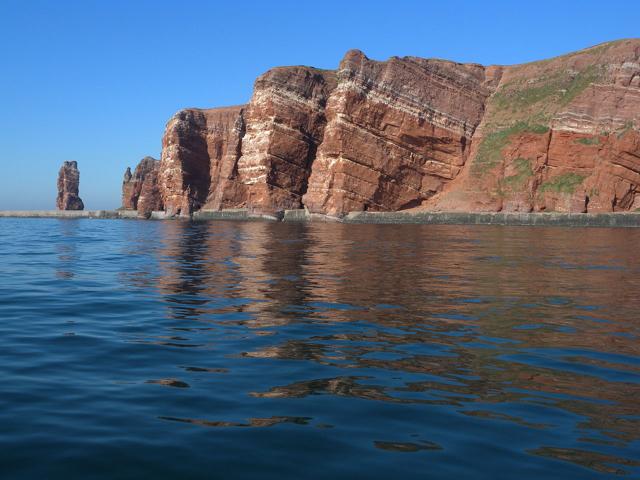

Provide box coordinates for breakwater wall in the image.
[0,210,138,219]
[1,209,640,227]
[339,211,640,227]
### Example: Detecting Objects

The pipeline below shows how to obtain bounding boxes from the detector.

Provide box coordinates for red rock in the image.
[235,66,337,213]
[430,39,640,213]
[122,157,162,213]
[303,50,498,216]
[122,167,134,208]
[155,39,640,216]
[159,106,246,216]
[56,161,84,210]
[136,160,163,217]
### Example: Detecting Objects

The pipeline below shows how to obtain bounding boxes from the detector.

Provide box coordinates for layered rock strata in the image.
[56,161,84,210]
[233,66,336,213]
[430,39,640,213]
[122,157,163,216]
[303,50,501,215]
[159,107,246,216]
[155,39,640,216]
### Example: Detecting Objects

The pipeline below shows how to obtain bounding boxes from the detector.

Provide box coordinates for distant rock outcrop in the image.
[121,156,163,217]
[153,39,640,216]
[56,161,84,210]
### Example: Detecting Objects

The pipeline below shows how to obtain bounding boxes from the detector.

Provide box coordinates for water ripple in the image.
[0,218,639,479]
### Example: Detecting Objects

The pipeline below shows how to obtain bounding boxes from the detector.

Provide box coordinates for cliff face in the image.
[303,50,500,215]
[234,66,336,213]
[159,107,246,215]
[159,67,336,216]
[430,39,640,213]
[122,157,163,217]
[56,161,84,210]
[156,39,640,216]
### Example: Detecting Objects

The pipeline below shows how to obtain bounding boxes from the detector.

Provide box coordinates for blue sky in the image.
[1,0,638,210]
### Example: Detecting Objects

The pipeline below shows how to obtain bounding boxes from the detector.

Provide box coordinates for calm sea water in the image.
[1,218,639,479]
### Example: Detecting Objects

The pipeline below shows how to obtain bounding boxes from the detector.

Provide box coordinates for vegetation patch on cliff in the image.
[561,65,602,104]
[490,65,603,124]
[503,158,534,189]
[617,120,635,139]
[539,172,586,194]
[576,136,600,145]
[496,158,535,199]
[526,40,616,67]
[473,122,548,175]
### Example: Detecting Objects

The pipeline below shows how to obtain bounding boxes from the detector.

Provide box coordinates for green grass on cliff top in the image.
[491,65,603,121]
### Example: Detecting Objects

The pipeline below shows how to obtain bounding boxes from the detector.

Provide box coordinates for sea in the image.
[1,218,639,479]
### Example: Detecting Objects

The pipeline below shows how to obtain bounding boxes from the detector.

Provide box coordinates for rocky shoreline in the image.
[3,209,640,227]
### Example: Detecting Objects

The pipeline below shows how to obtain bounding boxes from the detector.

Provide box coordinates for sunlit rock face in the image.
[56,161,84,210]
[430,39,640,213]
[158,67,336,216]
[135,161,163,218]
[159,106,246,216]
[122,156,163,216]
[157,39,640,216]
[233,66,337,214]
[303,50,499,216]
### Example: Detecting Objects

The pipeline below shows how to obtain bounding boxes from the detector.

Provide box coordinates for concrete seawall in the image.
[192,209,281,222]
[1,209,640,227]
[339,211,640,227]
[0,210,138,219]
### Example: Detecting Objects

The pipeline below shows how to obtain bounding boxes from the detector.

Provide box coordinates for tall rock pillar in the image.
[56,161,84,210]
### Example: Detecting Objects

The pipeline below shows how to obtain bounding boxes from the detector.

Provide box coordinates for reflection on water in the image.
[0,218,639,479]
[159,415,312,428]
[55,220,80,279]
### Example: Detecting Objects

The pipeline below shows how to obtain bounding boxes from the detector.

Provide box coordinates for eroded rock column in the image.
[56,161,84,210]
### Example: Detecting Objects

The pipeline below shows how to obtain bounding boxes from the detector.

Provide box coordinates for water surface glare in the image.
[1,218,639,479]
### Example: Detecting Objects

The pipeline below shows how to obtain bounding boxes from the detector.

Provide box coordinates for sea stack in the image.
[56,161,84,211]
[121,156,163,217]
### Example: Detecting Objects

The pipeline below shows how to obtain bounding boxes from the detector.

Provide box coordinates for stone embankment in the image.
[0,210,137,219]
[2,209,639,227]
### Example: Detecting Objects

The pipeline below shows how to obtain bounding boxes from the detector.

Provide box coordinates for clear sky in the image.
[1,0,638,210]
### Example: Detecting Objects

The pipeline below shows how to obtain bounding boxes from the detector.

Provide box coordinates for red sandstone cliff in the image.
[430,39,640,213]
[303,50,500,215]
[122,157,163,217]
[156,39,640,216]
[159,66,336,216]
[159,107,246,215]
